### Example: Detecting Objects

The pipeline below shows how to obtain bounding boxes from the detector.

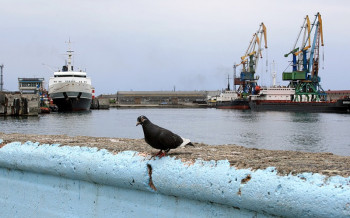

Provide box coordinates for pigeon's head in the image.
[136,115,149,126]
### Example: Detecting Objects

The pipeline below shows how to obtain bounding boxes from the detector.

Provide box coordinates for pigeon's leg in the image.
[156,148,170,158]
[158,152,166,158]
[152,150,163,157]
[164,148,171,154]
[156,149,168,158]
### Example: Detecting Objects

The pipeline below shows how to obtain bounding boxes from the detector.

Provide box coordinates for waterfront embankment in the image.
[0,132,349,217]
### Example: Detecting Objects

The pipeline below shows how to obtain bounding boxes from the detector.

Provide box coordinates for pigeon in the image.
[136,115,194,157]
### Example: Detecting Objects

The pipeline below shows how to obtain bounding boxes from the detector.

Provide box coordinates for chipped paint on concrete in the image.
[0,141,349,217]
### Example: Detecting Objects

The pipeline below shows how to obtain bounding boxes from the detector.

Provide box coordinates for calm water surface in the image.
[1,108,350,156]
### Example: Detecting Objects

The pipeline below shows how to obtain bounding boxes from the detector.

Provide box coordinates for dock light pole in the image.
[0,64,4,91]
[233,63,237,91]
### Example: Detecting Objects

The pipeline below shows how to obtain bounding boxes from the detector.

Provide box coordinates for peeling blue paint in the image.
[0,140,349,217]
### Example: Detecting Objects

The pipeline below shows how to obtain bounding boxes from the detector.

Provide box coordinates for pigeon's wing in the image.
[158,129,183,149]
[142,124,164,149]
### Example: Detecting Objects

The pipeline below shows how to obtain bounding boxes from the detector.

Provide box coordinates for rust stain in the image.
[0,141,8,149]
[237,188,242,196]
[241,174,251,184]
[147,164,157,191]
[138,152,149,157]
[182,159,195,166]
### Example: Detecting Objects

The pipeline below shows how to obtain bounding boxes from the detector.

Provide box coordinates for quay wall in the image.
[0,140,349,217]
[0,92,39,116]
[90,98,110,110]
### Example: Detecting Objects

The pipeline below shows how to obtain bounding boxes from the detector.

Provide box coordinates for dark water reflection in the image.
[1,108,349,156]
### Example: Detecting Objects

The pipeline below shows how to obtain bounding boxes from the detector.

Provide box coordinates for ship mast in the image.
[65,39,74,72]
[271,60,276,87]
[226,74,231,91]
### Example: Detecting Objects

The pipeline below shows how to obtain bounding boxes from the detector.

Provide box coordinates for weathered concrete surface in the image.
[1,132,349,177]
[0,92,39,116]
[0,140,349,217]
[0,92,6,114]
[90,98,110,109]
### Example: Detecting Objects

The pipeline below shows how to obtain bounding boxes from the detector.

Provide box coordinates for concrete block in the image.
[0,141,349,217]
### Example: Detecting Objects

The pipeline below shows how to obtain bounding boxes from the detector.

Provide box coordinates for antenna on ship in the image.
[65,38,74,72]
[226,74,231,91]
[271,60,277,87]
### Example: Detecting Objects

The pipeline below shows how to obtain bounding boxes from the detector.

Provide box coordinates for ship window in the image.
[54,75,86,78]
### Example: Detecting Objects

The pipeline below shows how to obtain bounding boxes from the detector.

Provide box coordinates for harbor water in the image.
[1,108,349,156]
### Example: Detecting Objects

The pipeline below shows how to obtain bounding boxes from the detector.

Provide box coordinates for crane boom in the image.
[317,13,324,46]
[234,22,267,96]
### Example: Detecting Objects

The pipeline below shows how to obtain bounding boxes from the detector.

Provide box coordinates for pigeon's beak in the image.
[136,122,141,126]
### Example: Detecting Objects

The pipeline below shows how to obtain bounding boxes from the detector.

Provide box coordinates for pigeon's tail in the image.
[187,142,194,146]
[180,138,194,148]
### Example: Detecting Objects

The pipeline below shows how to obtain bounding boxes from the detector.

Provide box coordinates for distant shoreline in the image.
[111,103,210,108]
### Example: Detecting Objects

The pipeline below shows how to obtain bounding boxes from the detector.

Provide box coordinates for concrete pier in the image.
[90,98,110,109]
[0,134,349,217]
[0,92,39,116]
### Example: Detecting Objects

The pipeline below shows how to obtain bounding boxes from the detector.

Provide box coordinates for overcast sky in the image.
[1,0,349,95]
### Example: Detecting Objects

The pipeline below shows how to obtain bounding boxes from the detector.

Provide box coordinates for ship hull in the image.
[49,82,93,111]
[52,96,92,111]
[249,98,350,113]
[216,99,250,110]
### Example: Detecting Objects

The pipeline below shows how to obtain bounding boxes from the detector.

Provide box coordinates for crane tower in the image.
[282,12,325,102]
[234,22,267,97]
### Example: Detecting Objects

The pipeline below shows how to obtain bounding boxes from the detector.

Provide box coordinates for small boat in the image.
[40,107,50,114]
[214,76,250,110]
[216,98,250,110]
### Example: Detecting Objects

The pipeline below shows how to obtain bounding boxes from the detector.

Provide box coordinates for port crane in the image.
[234,22,267,96]
[283,12,325,101]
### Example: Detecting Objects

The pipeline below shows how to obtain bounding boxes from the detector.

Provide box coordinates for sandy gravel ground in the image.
[1,132,349,177]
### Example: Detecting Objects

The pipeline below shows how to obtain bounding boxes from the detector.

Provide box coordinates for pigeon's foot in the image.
[151,150,166,159]
[155,150,163,156]
[158,152,166,158]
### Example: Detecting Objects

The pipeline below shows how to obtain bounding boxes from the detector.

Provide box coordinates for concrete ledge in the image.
[0,141,349,217]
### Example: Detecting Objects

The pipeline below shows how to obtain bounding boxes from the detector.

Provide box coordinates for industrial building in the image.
[326,90,350,100]
[97,91,220,106]
[117,91,208,105]
[18,78,44,94]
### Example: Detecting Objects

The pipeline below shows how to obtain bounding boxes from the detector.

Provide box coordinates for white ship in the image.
[48,43,93,111]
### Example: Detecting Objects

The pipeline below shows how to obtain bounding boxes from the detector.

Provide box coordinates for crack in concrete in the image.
[147,164,157,191]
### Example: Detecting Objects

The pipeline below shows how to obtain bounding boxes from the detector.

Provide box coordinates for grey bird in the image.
[136,115,194,157]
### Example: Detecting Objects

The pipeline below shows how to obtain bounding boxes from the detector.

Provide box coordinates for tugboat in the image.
[48,41,93,111]
[215,75,249,110]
